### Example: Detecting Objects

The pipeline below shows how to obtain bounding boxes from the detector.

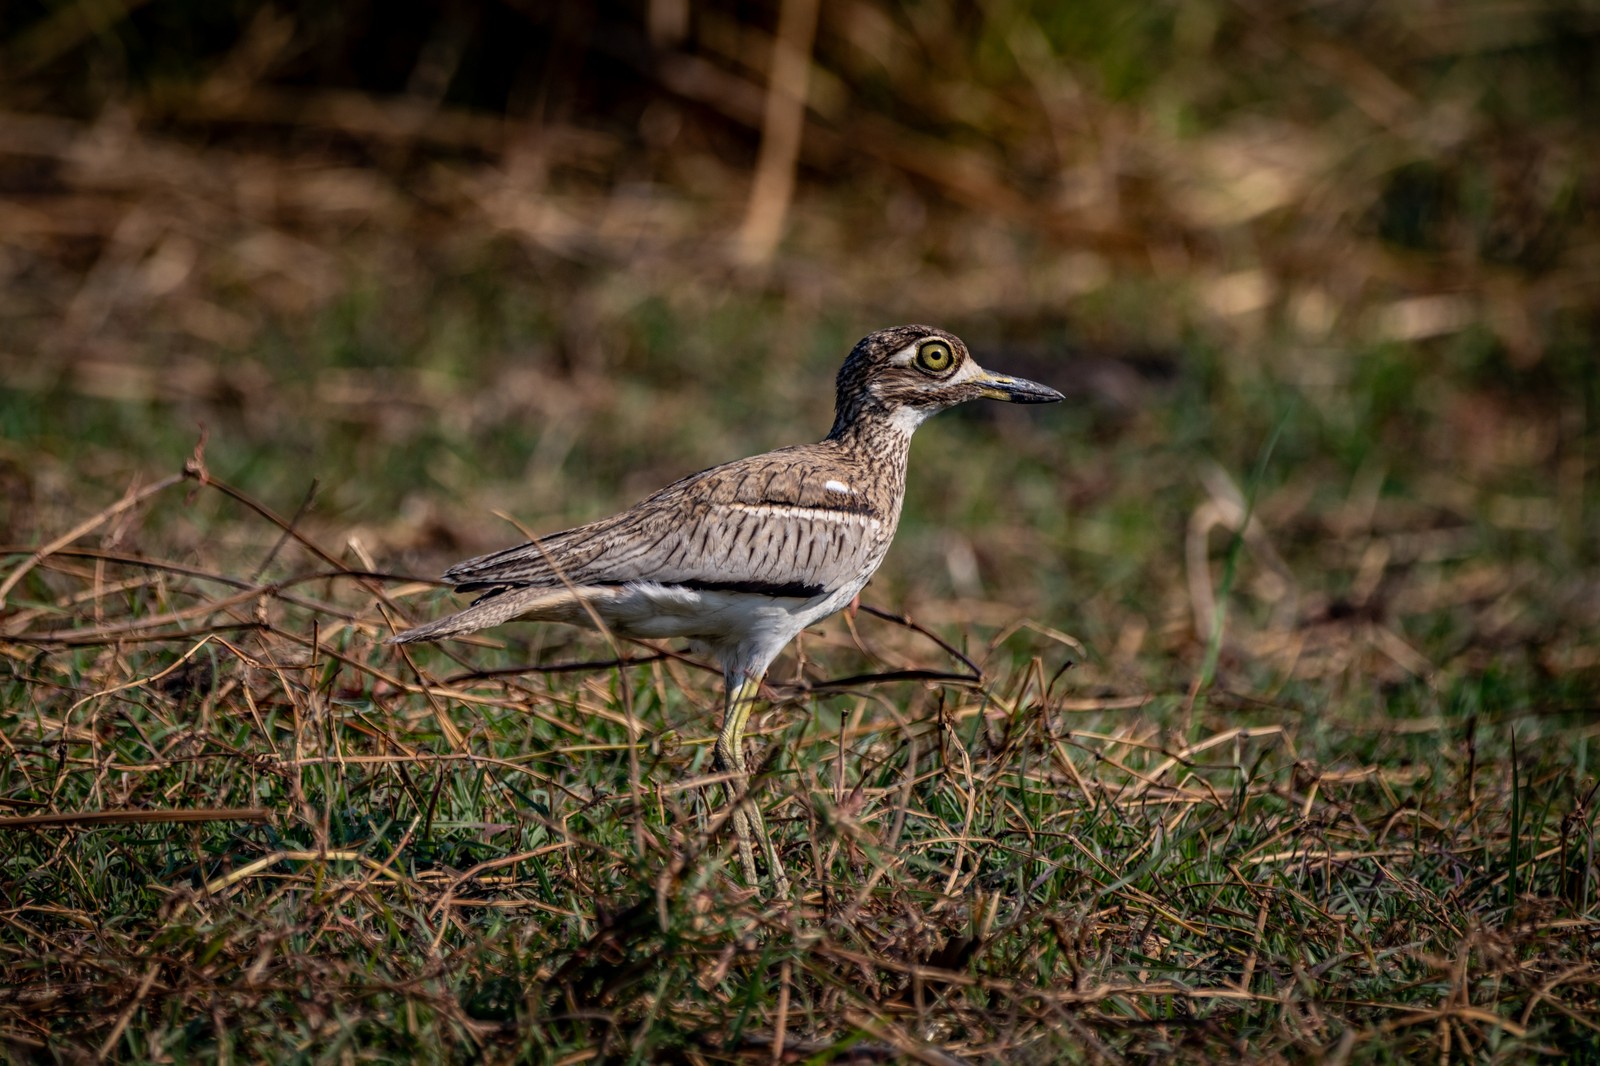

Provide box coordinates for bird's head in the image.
[830,325,1063,437]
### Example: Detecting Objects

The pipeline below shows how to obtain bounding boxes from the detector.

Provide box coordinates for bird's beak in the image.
[973,368,1065,404]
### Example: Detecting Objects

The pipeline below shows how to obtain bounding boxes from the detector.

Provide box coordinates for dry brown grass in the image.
[4,2,1599,1061]
[3,435,1598,1062]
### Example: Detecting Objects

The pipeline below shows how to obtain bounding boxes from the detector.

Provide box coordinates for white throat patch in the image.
[884,404,936,434]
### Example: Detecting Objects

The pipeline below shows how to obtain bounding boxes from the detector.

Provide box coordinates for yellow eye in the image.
[916,339,954,373]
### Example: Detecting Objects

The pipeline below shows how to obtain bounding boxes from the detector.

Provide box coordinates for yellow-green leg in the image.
[714,675,791,897]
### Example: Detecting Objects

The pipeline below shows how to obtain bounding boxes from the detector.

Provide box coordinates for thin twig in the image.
[0,473,184,608]
[0,807,269,829]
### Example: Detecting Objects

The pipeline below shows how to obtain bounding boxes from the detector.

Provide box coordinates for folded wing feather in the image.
[390,445,897,644]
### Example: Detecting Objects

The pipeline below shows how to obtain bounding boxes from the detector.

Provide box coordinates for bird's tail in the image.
[387,586,594,644]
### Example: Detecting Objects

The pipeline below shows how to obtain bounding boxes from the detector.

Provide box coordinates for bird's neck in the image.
[820,413,915,530]
[824,409,922,470]
[827,403,931,445]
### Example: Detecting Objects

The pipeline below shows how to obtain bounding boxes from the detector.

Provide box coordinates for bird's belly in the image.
[596,579,868,679]
[594,582,830,642]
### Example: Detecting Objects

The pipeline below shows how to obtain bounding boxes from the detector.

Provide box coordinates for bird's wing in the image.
[441,445,894,598]
[441,522,611,590]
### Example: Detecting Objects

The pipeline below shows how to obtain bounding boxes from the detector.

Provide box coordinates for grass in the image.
[3,1,1599,1059]
[2,288,1597,1063]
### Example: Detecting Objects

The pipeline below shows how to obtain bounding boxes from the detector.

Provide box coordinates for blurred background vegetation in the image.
[4,0,1597,699]
[3,0,1600,1060]
[5,0,1598,681]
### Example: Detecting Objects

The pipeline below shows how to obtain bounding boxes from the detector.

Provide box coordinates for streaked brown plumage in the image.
[391,325,1063,894]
